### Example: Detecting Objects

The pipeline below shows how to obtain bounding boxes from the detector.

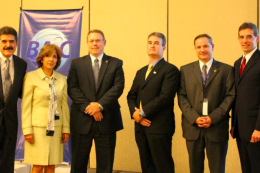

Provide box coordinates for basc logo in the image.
[25,28,74,68]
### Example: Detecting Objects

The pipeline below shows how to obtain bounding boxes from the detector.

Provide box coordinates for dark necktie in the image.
[93,58,99,91]
[239,57,246,77]
[202,64,207,81]
[4,59,12,102]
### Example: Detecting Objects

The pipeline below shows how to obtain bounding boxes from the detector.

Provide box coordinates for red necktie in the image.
[239,57,246,77]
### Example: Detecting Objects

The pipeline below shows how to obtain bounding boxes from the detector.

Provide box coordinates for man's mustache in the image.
[3,47,13,50]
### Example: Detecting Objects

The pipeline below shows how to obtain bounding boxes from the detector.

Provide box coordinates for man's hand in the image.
[196,116,212,128]
[195,117,205,125]
[61,133,70,144]
[140,118,151,127]
[86,102,101,115]
[132,107,142,123]
[230,127,234,138]
[24,134,34,144]
[93,112,103,121]
[250,130,260,143]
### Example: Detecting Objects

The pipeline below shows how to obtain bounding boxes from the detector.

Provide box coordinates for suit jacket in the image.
[21,68,70,135]
[232,49,260,141]
[127,58,179,135]
[178,60,235,142]
[68,54,124,135]
[0,55,27,139]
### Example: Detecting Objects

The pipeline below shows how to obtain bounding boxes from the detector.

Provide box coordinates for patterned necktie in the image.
[93,58,99,91]
[4,59,12,102]
[145,64,153,80]
[239,57,246,77]
[202,64,207,81]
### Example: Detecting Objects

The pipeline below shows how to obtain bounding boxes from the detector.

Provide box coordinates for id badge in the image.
[202,98,208,116]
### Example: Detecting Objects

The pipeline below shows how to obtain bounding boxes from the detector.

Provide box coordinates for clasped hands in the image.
[195,116,212,128]
[132,107,151,127]
[86,102,103,121]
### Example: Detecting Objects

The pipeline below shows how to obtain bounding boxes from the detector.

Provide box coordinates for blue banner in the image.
[16,9,82,163]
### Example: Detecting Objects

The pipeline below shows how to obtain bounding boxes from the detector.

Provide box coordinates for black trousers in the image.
[186,130,228,173]
[0,119,16,173]
[135,127,175,173]
[236,136,260,173]
[70,122,116,173]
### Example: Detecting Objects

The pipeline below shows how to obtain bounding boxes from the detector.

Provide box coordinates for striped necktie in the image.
[4,59,12,102]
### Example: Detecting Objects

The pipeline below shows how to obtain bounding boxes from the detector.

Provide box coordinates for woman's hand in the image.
[61,133,70,144]
[24,134,34,144]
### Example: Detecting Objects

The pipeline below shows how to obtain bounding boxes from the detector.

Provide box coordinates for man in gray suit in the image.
[178,34,235,173]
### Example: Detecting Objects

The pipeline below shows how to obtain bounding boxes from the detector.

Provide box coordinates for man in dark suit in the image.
[127,32,179,173]
[231,22,260,173]
[0,26,27,173]
[68,29,124,173]
[178,34,235,173]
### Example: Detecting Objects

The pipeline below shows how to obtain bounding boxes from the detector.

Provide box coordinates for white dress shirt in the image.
[199,58,213,74]
[90,53,103,68]
[242,47,257,64]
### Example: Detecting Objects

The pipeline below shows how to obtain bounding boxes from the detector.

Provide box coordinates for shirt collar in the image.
[199,58,213,71]
[149,57,163,67]
[90,53,103,63]
[0,51,13,62]
[37,68,57,80]
[243,47,257,63]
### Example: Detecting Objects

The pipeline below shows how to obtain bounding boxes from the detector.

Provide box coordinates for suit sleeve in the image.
[98,60,125,110]
[178,67,201,124]
[208,67,235,125]
[67,59,91,112]
[21,73,33,135]
[127,71,140,119]
[61,77,70,134]
[142,66,179,117]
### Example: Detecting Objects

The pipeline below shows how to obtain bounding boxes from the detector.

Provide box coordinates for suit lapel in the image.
[192,61,203,89]
[239,50,260,83]
[0,61,4,103]
[141,58,164,89]
[235,57,242,86]
[97,54,109,90]
[83,55,95,91]
[205,60,219,88]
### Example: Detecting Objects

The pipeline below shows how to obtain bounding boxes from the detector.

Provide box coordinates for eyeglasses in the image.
[88,39,103,44]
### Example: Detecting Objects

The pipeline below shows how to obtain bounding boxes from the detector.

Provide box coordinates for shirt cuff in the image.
[140,109,146,118]
[99,104,103,111]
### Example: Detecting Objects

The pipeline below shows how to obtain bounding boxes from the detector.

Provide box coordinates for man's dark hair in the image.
[148,32,166,46]
[194,34,213,45]
[238,22,259,37]
[0,26,18,42]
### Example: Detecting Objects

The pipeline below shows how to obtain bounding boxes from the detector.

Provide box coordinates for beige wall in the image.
[0,0,258,172]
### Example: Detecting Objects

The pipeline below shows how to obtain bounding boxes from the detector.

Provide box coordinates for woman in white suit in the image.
[21,44,70,173]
